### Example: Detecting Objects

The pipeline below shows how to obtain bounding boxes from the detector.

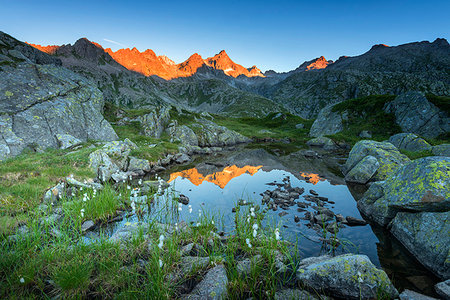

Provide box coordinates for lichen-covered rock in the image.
[0,32,117,161]
[309,104,347,137]
[184,264,228,300]
[358,156,450,226]
[127,156,151,173]
[55,134,82,150]
[432,144,450,157]
[168,124,199,146]
[306,136,339,151]
[399,289,437,300]
[388,133,432,152]
[345,155,380,184]
[296,254,398,299]
[139,106,171,138]
[384,91,449,138]
[343,140,410,181]
[390,211,450,279]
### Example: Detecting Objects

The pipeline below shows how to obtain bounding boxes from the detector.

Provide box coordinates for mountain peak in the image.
[295,56,332,72]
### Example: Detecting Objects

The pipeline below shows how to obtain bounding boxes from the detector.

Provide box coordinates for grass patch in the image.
[329,95,402,145]
[400,149,434,160]
[426,93,450,113]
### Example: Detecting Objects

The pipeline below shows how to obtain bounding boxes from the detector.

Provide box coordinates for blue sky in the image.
[1,0,449,72]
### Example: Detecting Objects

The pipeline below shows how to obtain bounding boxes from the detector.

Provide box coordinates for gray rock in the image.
[168,124,199,146]
[81,220,95,232]
[192,119,251,147]
[432,144,450,157]
[384,91,449,138]
[175,153,190,164]
[399,289,438,300]
[344,155,380,184]
[388,133,432,152]
[306,136,339,151]
[343,140,410,181]
[0,33,117,161]
[187,264,228,300]
[359,130,372,138]
[309,104,347,137]
[127,157,151,172]
[296,254,398,299]
[435,279,450,300]
[295,123,305,129]
[55,134,82,150]
[66,177,103,190]
[236,255,262,277]
[109,223,149,244]
[357,156,450,226]
[139,106,171,138]
[390,211,449,279]
[274,289,320,300]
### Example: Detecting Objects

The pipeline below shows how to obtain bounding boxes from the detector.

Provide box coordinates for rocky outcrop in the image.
[432,144,450,157]
[343,140,410,182]
[384,92,449,138]
[306,136,340,151]
[390,211,449,279]
[296,254,398,299]
[0,32,118,161]
[344,155,380,184]
[388,133,432,152]
[139,106,171,138]
[358,156,449,226]
[309,105,346,137]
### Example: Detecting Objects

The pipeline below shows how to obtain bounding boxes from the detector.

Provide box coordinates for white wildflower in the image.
[188,205,192,214]
[159,259,163,268]
[19,277,24,284]
[175,222,178,231]
[80,208,85,218]
[127,185,131,190]
[178,203,182,212]
[275,228,281,240]
[138,179,142,185]
[158,235,165,249]
[246,238,252,248]
[196,223,200,227]
[211,220,214,225]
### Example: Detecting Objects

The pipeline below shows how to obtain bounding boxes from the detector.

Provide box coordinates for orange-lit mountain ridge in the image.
[29,39,265,80]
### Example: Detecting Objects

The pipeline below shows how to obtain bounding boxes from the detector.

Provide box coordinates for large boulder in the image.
[357,156,450,226]
[168,123,199,146]
[309,104,347,137]
[0,32,117,161]
[344,155,380,184]
[343,140,410,182]
[432,144,450,157]
[183,264,228,299]
[384,91,449,138]
[139,106,171,138]
[388,133,432,152]
[296,254,398,299]
[390,211,450,279]
[192,119,250,147]
[306,136,339,151]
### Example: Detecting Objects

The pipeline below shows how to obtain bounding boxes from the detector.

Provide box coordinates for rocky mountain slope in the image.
[0,31,118,161]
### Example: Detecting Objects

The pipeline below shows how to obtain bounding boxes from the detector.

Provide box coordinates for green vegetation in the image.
[329,95,402,144]
[400,149,434,160]
[0,180,304,299]
[426,93,450,113]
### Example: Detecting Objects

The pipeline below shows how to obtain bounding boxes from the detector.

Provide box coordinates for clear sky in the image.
[1,0,449,72]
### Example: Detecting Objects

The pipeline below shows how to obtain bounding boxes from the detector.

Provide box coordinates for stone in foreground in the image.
[183,264,228,300]
[435,279,450,300]
[390,211,450,279]
[274,288,320,300]
[296,254,398,299]
[399,289,438,300]
[344,155,379,184]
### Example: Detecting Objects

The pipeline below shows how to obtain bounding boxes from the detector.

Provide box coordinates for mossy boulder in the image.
[128,156,151,173]
[343,140,410,182]
[139,106,171,138]
[388,133,432,152]
[344,155,380,184]
[55,134,82,150]
[168,124,198,146]
[296,254,398,299]
[358,156,450,226]
[306,136,339,151]
[390,211,450,279]
[432,144,450,157]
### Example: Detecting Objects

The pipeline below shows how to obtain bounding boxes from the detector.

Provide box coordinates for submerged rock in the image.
[390,211,449,279]
[343,140,410,182]
[296,254,398,299]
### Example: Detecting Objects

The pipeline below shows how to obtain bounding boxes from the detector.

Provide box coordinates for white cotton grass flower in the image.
[211,220,214,225]
[275,228,281,240]
[252,223,258,238]
[80,208,85,218]
[175,222,179,231]
[138,179,142,185]
[178,203,182,212]
[188,205,192,214]
[196,223,200,227]
[127,185,131,190]
[159,259,163,268]
[357,271,363,283]
[246,238,252,248]
[19,277,25,284]
[158,235,165,249]
[247,215,251,223]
